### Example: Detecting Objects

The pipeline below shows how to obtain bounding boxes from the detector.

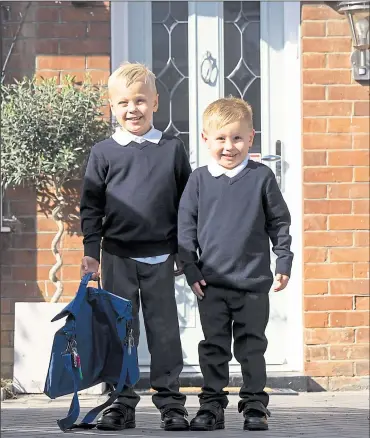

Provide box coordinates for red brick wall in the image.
[302,3,369,390]
[1,1,111,378]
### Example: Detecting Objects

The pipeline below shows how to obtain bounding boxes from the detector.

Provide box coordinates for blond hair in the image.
[108,62,157,95]
[203,97,253,133]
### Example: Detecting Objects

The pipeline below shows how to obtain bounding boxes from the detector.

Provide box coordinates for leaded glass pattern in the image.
[224,1,261,153]
[152,1,189,154]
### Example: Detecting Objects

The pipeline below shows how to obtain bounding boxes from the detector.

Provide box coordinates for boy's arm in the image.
[178,173,204,286]
[80,147,107,263]
[263,169,294,277]
[175,140,192,198]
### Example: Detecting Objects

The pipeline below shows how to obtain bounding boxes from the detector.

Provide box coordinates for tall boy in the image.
[178,97,293,431]
[80,63,191,431]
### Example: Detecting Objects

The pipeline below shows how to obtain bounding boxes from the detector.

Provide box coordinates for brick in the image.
[355,297,369,311]
[37,22,87,38]
[326,20,351,36]
[328,376,370,390]
[355,361,369,376]
[303,85,326,101]
[37,217,64,232]
[303,70,351,85]
[87,22,110,38]
[304,200,351,214]
[36,71,60,83]
[10,249,55,266]
[60,70,86,83]
[303,118,327,133]
[62,265,80,281]
[330,345,369,360]
[305,312,329,328]
[305,264,352,279]
[353,135,370,149]
[305,280,328,295]
[330,248,369,263]
[302,37,351,53]
[62,234,84,250]
[303,55,326,70]
[59,39,110,55]
[329,215,369,230]
[1,298,12,314]
[304,231,352,246]
[305,296,353,311]
[327,53,351,69]
[35,7,60,22]
[330,311,369,327]
[305,327,355,345]
[353,200,369,214]
[302,21,326,37]
[60,6,110,22]
[86,70,110,84]
[303,151,327,166]
[302,5,344,20]
[37,56,86,70]
[1,315,15,331]
[303,134,351,150]
[1,331,13,348]
[328,86,370,100]
[304,248,328,263]
[354,102,370,116]
[62,251,83,265]
[355,232,369,247]
[351,118,370,133]
[10,200,37,216]
[86,55,110,69]
[305,361,353,377]
[11,266,51,282]
[0,281,40,299]
[356,328,369,343]
[328,184,369,199]
[1,347,14,364]
[304,167,352,182]
[354,263,369,279]
[328,150,369,166]
[304,215,327,231]
[351,184,370,199]
[330,280,369,296]
[304,184,327,199]
[303,102,352,117]
[354,168,370,182]
[305,346,329,361]
[328,118,351,133]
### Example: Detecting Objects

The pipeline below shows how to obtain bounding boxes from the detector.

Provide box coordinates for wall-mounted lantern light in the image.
[337,1,370,81]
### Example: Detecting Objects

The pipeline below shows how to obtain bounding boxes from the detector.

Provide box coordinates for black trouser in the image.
[197,285,270,414]
[101,250,186,411]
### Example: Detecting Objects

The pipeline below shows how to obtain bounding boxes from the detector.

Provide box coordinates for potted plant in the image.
[1,75,110,302]
[1,75,110,393]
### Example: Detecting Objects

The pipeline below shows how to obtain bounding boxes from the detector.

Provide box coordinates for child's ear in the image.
[109,99,115,116]
[201,131,208,143]
[153,94,159,113]
[248,129,255,146]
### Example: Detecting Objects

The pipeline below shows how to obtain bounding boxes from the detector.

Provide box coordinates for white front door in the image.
[112,1,303,373]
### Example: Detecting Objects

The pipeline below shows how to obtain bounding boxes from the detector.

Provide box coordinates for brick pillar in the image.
[302,3,369,390]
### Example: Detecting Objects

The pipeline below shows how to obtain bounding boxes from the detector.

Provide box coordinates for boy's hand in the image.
[80,256,100,280]
[273,274,289,292]
[191,279,206,300]
[174,254,184,277]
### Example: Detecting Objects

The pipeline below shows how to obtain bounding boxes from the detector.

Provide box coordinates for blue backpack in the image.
[44,273,140,431]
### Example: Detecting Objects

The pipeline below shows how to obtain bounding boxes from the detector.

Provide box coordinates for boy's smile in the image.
[202,120,255,170]
[109,80,158,136]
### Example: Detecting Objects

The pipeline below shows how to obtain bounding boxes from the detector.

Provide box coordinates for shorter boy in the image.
[178,97,293,431]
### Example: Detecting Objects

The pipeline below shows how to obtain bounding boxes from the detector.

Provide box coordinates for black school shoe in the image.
[160,406,190,431]
[96,404,135,431]
[190,403,225,431]
[243,408,269,431]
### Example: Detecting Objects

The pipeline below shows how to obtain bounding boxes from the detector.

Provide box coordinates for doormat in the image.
[138,387,298,396]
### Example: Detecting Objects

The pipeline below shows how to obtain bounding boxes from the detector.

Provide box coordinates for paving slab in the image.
[1,392,369,438]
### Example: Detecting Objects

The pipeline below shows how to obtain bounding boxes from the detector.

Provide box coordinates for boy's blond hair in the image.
[203,96,253,133]
[108,62,157,95]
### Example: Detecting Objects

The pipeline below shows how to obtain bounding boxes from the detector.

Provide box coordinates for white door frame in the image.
[111,1,303,373]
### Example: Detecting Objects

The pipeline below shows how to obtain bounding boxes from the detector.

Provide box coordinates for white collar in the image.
[208,155,250,178]
[112,126,162,146]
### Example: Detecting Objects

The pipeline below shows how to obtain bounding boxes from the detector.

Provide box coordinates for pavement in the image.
[1,392,369,437]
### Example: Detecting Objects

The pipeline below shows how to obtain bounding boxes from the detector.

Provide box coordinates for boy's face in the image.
[109,79,158,136]
[202,119,255,169]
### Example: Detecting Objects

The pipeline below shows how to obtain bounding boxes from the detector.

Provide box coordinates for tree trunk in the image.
[49,184,64,303]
